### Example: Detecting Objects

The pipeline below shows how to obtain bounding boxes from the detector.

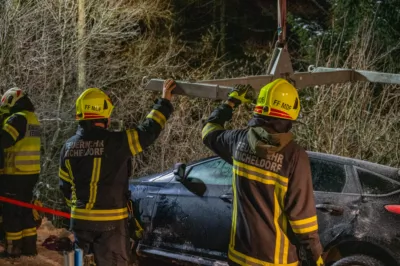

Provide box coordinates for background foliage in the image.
[0,0,399,221]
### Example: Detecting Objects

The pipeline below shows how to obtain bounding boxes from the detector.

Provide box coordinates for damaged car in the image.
[129,151,400,266]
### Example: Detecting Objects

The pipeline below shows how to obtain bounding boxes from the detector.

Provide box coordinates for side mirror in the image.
[173,163,186,181]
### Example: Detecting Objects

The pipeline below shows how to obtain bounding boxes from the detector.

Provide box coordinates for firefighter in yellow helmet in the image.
[58,79,176,266]
[202,79,324,266]
[0,88,40,258]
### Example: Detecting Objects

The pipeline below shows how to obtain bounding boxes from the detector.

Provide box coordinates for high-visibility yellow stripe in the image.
[291,224,319,234]
[234,168,275,185]
[290,216,318,234]
[59,168,72,183]
[86,158,101,210]
[6,231,22,236]
[59,168,69,178]
[234,160,288,185]
[201,123,223,139]
[273,191,281,263]
[22,227,37,238]
[65,160,74,181]
[275,186,289,264]
[92,158,101,210]
[65,160,77,206]
[126,129,143,155]
[86,158,97,209]
[230,172,239,249]
[229,246,299,266]
[290,216,317,226]
[282,214,289,264]
[72,207,127,214]
[6,231,22,241]
[22,231,37,237]
[65,197,72,207]
[71,207,129,221]
[3,124,19,140]
[233,168,287,192]
[71,213,128,221]
[146,109,167,129]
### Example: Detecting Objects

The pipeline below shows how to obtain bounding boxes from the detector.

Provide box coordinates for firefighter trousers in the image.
[73,218,133,266]
[1,175,38,256]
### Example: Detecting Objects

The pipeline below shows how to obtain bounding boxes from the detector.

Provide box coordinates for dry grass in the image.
[0,0,399,224]
[295,20,400,166]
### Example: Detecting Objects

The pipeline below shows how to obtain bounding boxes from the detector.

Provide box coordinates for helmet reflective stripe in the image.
[254,78,300,121]
[75,88,114,121]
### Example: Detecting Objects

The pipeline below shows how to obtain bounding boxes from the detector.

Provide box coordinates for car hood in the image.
[129,168,173,183]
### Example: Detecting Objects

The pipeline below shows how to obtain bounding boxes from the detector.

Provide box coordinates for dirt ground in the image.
[0,218,68,266]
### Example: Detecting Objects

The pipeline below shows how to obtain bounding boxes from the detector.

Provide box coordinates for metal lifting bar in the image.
[144,0,400,100]
[277,0,287,45]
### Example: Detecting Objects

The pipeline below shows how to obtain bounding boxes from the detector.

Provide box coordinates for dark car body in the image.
[129,151,400,266]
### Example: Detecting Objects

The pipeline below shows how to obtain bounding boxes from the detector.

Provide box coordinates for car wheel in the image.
[331,254,385,266]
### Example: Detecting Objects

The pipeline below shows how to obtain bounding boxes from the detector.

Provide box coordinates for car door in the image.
[150,158,233,261]
[309,157,362,247]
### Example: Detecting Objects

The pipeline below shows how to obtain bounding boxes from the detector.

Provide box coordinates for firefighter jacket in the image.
[202,103,323,266]
[59,98,173,231]
[1,111,41,176]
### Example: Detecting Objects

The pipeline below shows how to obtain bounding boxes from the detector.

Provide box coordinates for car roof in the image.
[195,151,400,181]
[307,151,400,181]
[131,151,400,182]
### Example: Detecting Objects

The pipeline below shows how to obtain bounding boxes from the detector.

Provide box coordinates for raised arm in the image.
[124,79,176,156]
[202,84,255,164]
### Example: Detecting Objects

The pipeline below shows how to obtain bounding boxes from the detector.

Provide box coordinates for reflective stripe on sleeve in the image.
[126,129,143,155]
[3,124,19,140]
[201,123,223,139]
[289,216,318,234]
[146,109,167,129]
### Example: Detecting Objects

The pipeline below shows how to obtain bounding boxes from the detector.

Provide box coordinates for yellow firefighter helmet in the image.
[253,78,300,121]
[75,88,114,120]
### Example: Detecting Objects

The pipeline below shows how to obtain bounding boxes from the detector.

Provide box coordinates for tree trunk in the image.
[77,0,86,91]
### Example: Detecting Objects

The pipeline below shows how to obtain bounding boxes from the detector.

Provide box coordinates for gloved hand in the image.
[134,218,144,239]
[227,84,255,107]
[316,256,324,266]
[162,78,177,101]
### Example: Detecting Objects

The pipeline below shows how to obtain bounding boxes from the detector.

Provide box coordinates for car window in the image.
[186,159,232,185]
[357,168,400,195]
[310,158,346,192]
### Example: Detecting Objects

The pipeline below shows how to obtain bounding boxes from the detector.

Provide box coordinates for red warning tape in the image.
[0,196,71,219]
